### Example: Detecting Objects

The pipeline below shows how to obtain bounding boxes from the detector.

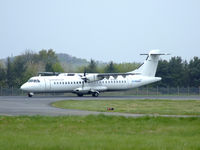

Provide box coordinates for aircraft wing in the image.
[97,72,140,78]
[38,72,60,76]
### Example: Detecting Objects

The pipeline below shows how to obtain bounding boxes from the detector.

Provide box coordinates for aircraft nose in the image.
[20,83,28,91]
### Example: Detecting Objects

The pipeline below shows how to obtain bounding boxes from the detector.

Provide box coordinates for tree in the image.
[168,57,186,87]
[45,62,54,72]
[39,49,63,72]
[12,55,30,87]
[0,63,6,87]
[114,63,139,73]
[188,57,200,87]
[156,57,188,87]
[85,59,98,73]
[39,49,57,64]
[182,60,189,87]
[155,60,170,87]
[52,62,64,72]
[104,61,118,73]
[6,57,14,88]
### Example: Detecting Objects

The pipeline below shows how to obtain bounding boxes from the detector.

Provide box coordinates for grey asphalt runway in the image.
[0,95,200,117]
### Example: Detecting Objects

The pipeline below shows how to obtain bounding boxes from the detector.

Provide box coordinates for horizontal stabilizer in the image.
[140,51,170,56]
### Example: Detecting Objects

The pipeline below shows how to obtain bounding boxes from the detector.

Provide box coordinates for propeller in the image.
[84,68,86,78]
[82,68,87,88]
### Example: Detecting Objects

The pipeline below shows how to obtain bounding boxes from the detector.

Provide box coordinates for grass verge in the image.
[52,99,200,115]
[0,115,200,150]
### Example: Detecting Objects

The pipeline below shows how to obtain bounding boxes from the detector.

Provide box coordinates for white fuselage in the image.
[21,73,161,94]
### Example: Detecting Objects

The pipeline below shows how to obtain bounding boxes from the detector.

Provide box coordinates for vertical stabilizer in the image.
[131,50,167,77]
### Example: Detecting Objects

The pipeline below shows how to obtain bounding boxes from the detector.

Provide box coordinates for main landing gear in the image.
[92,91,99,97]
[76,91,100,97]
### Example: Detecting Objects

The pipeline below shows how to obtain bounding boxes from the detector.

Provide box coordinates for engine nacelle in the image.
[73,86,107,95]
[85,74,103,82]
[73,87,91,94]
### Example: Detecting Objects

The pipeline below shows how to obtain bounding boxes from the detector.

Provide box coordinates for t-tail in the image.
[131,50,169,77]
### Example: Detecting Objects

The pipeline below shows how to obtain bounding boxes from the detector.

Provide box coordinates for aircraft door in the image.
[127,77,133,88]
[44,79,51,91]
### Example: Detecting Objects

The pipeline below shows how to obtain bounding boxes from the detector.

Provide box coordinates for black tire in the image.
[92,92,99,97]
[28,93,33,97]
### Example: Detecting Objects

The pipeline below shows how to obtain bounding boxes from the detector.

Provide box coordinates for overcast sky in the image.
[0,0,200,62]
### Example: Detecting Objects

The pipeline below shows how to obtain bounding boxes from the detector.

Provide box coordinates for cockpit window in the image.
[28,79,40,83]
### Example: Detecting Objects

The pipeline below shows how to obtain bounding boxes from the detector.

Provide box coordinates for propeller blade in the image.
[84,68,86,77]
[82,68,87,88]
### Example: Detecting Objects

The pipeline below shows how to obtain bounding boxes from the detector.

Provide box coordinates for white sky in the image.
[0,0,200,62]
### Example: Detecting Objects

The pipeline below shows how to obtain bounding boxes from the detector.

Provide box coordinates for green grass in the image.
[52,99,200,115]
[0,115,200,150]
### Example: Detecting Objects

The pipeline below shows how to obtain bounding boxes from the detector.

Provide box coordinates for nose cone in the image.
[20,83,28,91]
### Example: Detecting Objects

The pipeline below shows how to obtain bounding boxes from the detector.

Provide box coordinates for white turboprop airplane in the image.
[20,50,167,97]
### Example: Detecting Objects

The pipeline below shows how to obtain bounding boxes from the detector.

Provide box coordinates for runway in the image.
[0,95,200,117]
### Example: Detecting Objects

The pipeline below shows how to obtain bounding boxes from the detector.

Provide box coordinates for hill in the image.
[56,53,89,72]
[0,53,90,72]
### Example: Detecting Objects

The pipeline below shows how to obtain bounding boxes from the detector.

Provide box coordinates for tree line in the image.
[0,49,64,88]
[0,49,200,88]
[156,56,200,87]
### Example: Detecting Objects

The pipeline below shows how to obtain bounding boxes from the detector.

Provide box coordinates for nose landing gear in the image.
[28,92,34,97]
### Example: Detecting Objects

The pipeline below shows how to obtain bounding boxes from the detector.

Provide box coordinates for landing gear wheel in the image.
[77,93,83,97]
[28,93,33,97]
[92,91,99,97]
